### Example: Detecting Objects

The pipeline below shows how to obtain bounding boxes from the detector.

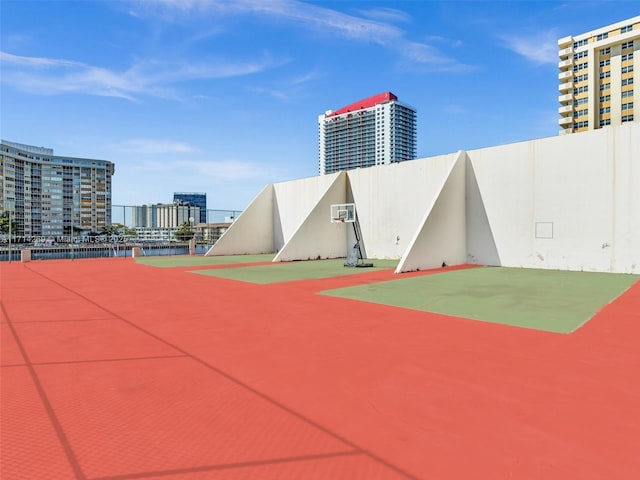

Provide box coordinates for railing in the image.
[111,206,242,226]
[0,235,214,262]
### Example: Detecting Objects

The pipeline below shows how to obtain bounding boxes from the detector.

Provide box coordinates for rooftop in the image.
[2,256,639,479]
[326,91,398,117]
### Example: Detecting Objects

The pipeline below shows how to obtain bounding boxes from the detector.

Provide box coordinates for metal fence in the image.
[0,205,241,262]
[111,206,243,227]
[0,236,213,262]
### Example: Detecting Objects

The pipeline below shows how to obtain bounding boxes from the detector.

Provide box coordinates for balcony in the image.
[558,59,573,69]
[558,71,572,81]
[558,81,573,92]
[559,116,573,126]
[558,105,573,116]
[558,36,573,48]
[559,46,574,58]
[558,93,573,103]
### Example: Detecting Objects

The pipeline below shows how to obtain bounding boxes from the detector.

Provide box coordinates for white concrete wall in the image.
[611,123,640,273]
[347,152,461,259]
[205,184,275,256]
[273,173,348,261]
[466,122,640,273]
[272,171,344,249]
[397,152,467,272]
[207,122,639,274]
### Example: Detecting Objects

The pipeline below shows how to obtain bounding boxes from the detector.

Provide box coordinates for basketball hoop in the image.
[330,203,355,224]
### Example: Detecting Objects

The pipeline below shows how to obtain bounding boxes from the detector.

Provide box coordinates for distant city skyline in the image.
[2,1,639,210]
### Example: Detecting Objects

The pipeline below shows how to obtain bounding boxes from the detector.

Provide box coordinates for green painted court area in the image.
[321,267,638,333]
[135,253,275,268]
[192,258,399,284]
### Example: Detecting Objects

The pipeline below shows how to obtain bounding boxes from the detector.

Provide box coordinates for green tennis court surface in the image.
[135,253,275,268]
[192,258,399,284]
[321,267,638,333]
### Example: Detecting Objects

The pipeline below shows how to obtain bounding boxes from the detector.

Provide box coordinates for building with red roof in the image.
[318,92,417,175]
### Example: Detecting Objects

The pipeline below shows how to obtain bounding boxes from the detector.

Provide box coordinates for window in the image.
[599,59,611,67]
[599,71,611,79]
[622,41,634,49]
[575,97,589,106]
[574,108,588,117]
[622,78,634,86]
[575,73,588,82]
[573,39,589,48]
[597,32,608,41]
[621,25,633,33]
[622,102,633,110]
[574,50,589,60]
[573,62,588,72]
[599,119,611,126]
[599,83,611,91]
[599,47,611,55]
[622,114,634,122]
[622,53,634,61]
[574,120,589,128]
[622,90,634,98]
[622,66,634,74]
[573,85,589,94]
[599,107,611,114]
[599,95,611,103]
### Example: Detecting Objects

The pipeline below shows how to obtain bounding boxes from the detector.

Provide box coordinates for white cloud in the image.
[248,86,290,101]
[0,51,285,100]
[499,30,559,65]
[357,7,411,24]
[1,1,472,103]
[401,41,471,71]
[423,35,464,48]
[0,51,80,68]
[132,0,470,71]
[249,69,320,101]
[290,70,320,86]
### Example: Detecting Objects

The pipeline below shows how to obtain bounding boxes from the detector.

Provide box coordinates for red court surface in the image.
[1,258,639,480]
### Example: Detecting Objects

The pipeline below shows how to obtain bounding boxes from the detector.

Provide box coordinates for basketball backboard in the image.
[330,203,356,223]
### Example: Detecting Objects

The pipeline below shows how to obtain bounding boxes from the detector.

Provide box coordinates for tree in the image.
[101,223,137,236]
[0,212,17,235]
[174,221,195,241]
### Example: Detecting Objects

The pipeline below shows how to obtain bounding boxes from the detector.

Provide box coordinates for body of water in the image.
[0,244,211,262]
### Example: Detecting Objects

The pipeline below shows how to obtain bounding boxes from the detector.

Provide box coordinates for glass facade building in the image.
[173,192,207,223]
[318,92,417,175]
[1,140,115,236]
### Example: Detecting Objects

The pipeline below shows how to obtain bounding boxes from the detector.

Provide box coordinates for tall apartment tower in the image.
[558,16,639,135]
[1,140,115,236]
[318,92,417,175]
[131,204,157,228]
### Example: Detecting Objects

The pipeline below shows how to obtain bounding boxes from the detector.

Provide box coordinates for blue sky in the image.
[1,1,638,211]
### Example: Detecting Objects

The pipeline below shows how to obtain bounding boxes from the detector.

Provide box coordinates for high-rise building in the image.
[0,140,115,236]
[318,92,417,175]
[558,16,639,135]
[173,192,206,223]
[156,202,200,229]
[131,204,157,228]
